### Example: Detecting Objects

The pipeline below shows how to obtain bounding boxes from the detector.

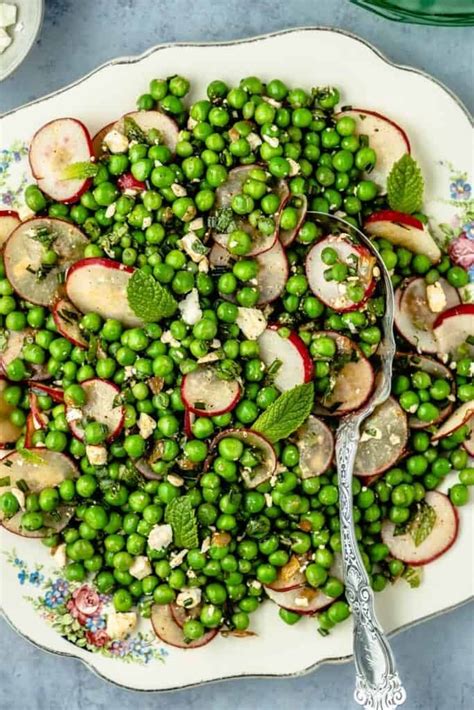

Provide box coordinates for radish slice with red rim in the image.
[0,211,20,249]
[52,298,88,348]
[29,118,93,203]
[114,111,179,154]
[463,418,474,456]
[92,122,115,157]
[170,603,201,629]
[294,415,334,478]
[354,397,408,477]
[255,239,289,305]
[0,329,49,381]
[433,304,474,360]
[264,584,334,615]
[0,449,77,537]
[394,277,460,354]
[0,377,22,446]
[336,109,410,187]
[431,400,474,442]
[183,409,196,437]
[27,382,64,403]
[4,218,88,307]
[211,428,277,489]
[381,491,458,566]
[314,331,375,416]
[365,210,441,263]
[395,353,455,429]
[306,234,376,312]
[266,555,307,592]
[181,365,241,417]
[211,166,284,256]
[279,194,307,247]
[117,173,146,194]
[65,378,124,442]
[151,604,218,649]
[209,242,232,269]
[257,325,313,392]
[29,391,48,428]
[66,257,144,328]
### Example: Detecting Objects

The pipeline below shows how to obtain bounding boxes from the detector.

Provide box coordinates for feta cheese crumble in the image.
[148,524,173,551]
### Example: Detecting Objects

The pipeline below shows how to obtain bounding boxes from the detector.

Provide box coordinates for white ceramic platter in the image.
[0,28,473,693]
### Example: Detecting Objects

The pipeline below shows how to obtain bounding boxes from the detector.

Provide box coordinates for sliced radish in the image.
[211,428,277,489]
[306,235,376,312]
[365,211,441,263]
[181,365,241,417]
[151,604,218,649]
[257,325,313,392]
[29,118,93,203]
[183,409,195,437]
[294,415,334,478]
[431,400,474,442]
[336,109,410,187]
[264,584,334,615]
[24,413,36,449]
[433,304,474,360]
[394,277,460,353]
[114,111,179,153]
[209,242,232,269]
[170,603,201,629]
[255,240,289,305]
[0,329,49,381]
[65,378,124,442]
[354,397,408,477]
[92,122,115,158]
[463,419,474,457]
[212,166,284,256]
[0,211,20,249]
[0,449,77,537]
[4,218,88,307]
[0,377,22,446]
[279,194,307,247]
[66,257,143,328]
[381,491,458,566]
[52,298,88,348]
[266,555,307,592]
[395,354,454,428]
[29,391,48,429]
[314,332,375,416]
[27,382,64,403]
[117,172,146,194]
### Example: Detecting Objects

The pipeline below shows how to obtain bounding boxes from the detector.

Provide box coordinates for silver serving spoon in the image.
[309,212,406,710]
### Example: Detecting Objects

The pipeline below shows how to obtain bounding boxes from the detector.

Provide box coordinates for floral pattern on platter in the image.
[0,142,29,210]
[437,162,474,280]
[4,550,169,664]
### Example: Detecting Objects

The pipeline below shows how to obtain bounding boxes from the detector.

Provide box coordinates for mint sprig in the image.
[394,500,436,547]
[61,162,99,180]
[252,382,314,443]
[127,269,177,322]
[387,154,424,214]
[165,496,199,549]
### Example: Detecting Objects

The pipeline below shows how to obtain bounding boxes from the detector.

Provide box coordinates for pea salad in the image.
[0,74,472,649]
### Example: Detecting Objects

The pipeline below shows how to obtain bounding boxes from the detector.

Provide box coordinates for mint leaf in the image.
[127,269,177,322]
[252,382,314,443]
[61,162,99,180]
[394,500,436,547]
[165,496,199,549]
[387,154,424,213]
[19,449,46,465]
[402,566,423,589]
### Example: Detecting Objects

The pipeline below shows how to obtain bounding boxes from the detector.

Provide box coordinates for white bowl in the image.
[0,0,44,82]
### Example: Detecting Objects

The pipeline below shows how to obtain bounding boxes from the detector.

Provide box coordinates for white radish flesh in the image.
[0,377,22,446]
[52,298,88,348]
[181,365,241,416]
[66,257,143,328]
[151,604,218,649]
[114,111,179,153]
[431,400,474,442]
[365,210,441,263]
[0,329,49,381]
[394,277,460,353]
[336,109,410,188]
[433,304,474,360]
[381,491,458,566]
[255,239,289,304]
[209,242,232,268]
[66,378,124,442]
[266,555,307,592]
[0,211,20,248]
[29,118,93,203]
[306,235,376,312]
[212,428,276,489]
[354,397,408,477]
[257,326,313,392]
[4,218,88,307]
[295,415,334,478]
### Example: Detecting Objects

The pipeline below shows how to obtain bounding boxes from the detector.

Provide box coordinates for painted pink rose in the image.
[67,585,101,625]
[449,235,474,269]
[85,629,110,648]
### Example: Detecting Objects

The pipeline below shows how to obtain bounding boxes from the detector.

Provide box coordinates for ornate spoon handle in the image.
[336,418,406,710]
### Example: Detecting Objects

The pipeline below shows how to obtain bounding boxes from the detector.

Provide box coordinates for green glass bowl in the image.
[351,0,474,25]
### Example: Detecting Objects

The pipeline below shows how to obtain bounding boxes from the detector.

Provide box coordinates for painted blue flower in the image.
[130,638,149,656]
[52,578,69,595]
[44,591,65,609]
[29,571,44,586]
[17,569,27,585]
[160,647,169,657]
[13,557,24,567]
[463,222,474,240]
[450,179,472,200]
[109,640,129,657]
[85,615,106,632]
